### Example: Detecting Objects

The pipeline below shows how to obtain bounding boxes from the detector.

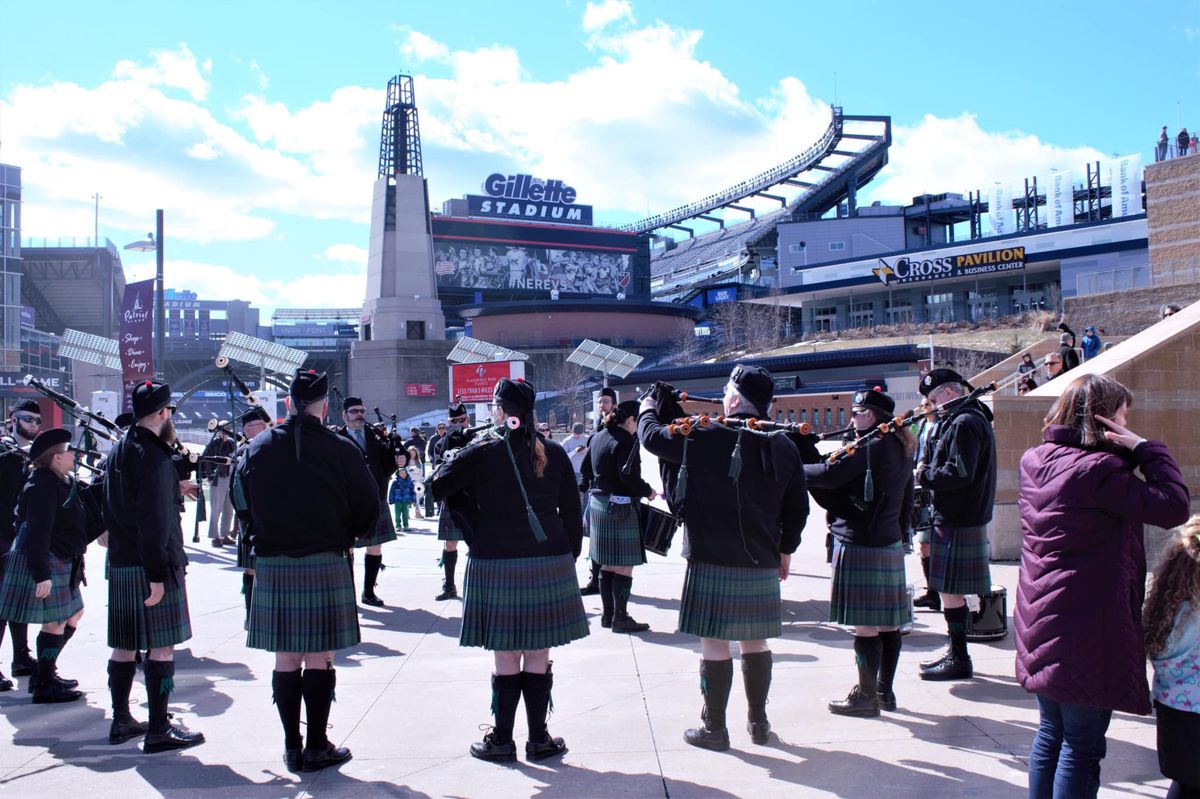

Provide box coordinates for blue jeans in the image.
[1028,694,1114,798]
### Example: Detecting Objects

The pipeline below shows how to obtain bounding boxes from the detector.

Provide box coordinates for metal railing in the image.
[1154,140,1197,162]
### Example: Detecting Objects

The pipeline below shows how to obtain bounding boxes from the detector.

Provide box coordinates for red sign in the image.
[404,383,437,398]
[450,362,521,403]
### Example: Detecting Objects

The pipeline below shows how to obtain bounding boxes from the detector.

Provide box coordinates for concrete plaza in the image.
[0,499,1168,798]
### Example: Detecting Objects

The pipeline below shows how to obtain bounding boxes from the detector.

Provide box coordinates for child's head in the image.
[1144,515,1200,656]
[394,451,407,469]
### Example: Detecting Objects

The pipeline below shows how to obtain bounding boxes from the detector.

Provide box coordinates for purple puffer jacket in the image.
[1015,426,1190,715]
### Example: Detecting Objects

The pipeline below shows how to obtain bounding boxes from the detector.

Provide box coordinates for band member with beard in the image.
[236,369,377,772]
[915,369,997,682]
[578,387,617,596]
[337,396,398,607]
[639,365,808,750]
[432,401,475,601]
[0,399,42,688]
[102,380,204,751]
[230,406,271,629]
[803,388,915,717]
[586,400,656,633]
[431,378,587,763]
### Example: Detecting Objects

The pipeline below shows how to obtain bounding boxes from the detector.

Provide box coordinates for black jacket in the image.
[237,415,379,558]
[103,426,187,583]
[337,425,397,499]
[804,433,915,547]
[201,435,236,480]
[430,430,582,560]
[918,400,997,527]
[0,437,31,548]
[638,411,809,569]
[13,470,101,582]
[426,432,445,465]
[586,426,654,499]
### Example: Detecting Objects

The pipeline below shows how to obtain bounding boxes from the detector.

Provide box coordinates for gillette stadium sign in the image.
[466,173,594,226]
[871,246,1025,287]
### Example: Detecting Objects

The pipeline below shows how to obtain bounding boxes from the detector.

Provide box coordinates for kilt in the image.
[437,502,465,542]
[0,551,83,625]
[678,560,781,641]
[248,551,360,653]
[829,539,909,627]
[1156,701,1200,786]
[587,494,645,567]
[236,529,255,570]
[460,554,589,651]
[108,565,192,650]
[929,524,992,596]
[356,499,397,548]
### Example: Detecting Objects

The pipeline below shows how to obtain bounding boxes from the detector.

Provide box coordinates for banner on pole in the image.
[120,279,156,411]
[1109,153,1143,218]
[1043,170,1074,228]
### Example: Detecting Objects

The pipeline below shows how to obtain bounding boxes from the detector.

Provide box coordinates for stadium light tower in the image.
[123,209,165,379]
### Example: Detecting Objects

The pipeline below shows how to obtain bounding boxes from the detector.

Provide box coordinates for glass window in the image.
[849,301,874,328]
[825,408,832,427]
[406,320,426,340]
[838,407,846,426]
[828,241,846,251]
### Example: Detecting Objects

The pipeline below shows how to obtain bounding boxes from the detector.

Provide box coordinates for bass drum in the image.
[641,504,678,557]
[966,585,1008,642]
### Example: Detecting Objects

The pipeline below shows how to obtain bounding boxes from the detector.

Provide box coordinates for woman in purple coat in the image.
[1016,373,1190,798]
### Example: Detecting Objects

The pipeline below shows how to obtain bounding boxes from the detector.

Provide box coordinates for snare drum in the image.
[640,505,678,557]
[966,585,1008,642]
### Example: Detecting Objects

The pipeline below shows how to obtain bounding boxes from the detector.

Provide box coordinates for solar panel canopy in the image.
[59,328,122,371]
[447,337,530,364]
[566,339,643,378]
[218,331,308,375]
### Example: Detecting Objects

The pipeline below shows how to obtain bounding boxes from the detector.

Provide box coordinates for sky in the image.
[1,0,1197,316]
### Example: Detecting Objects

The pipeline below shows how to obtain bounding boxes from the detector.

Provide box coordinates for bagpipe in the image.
[214,355,260,406]
[23,375,121,445]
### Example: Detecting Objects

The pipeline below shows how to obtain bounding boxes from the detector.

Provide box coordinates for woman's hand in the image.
[1096,415,1147,450]
[34,580,51,599]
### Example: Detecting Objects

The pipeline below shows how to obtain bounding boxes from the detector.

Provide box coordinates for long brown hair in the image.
[867,408,917,459]
[1042,373,1133,449]
[1144,515,1200,657]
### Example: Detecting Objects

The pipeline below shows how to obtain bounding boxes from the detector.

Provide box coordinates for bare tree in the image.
[546,356,590,429]
[669,323,705,366]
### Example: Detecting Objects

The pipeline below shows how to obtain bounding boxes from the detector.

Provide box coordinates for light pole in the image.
[123,209,165,379]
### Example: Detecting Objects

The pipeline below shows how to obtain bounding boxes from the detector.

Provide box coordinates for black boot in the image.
[471,673,521,762]
[610,573,649,633]
[742,651,773,744]
[273,670,304,771]
[31,632,81,704]
[10,622,34,676]
[435,549,458,601]
[108,659,147,744]
[877,630,902,711]
[522,665,567,761]
[242,573,254,630]
[301,668,352,771]
[912,557,941,610]
[581,561,601,595]
[143,660,205,752]
[598,569,615,628]
[29,625,78,692]
[361,554,384,606]
[685,659,732,751]
[829,636,881,717]
[921,606,973,681]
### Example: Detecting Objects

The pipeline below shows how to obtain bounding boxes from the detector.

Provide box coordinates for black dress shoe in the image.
[470,730,517,762]
[360,593,385,607]
[879,690,897,712]
[210,539,225,548]
[580,580,600,596]
[525,732,568,761]
[747,721,771,744]
[435,584,458,601]
[0,672,12,692]
[143,724,206,753]
[827,685,880,718]
[28,673,79,693]
[11,653,35,677]
[611,614,650,633]
[302,741,352,771]
[920,647,954,670]
[283,748,303,772]
[32,681,83,704]
[684,725,730,751]
[600,614,612,629]
[109,719,149,744]
[920,653,973,681]
[912,590,941,611]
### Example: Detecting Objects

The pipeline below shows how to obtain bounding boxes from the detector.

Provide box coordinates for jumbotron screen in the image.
[431,216,650,302]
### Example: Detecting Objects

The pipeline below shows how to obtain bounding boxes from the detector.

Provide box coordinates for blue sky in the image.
[2,0,1197,314]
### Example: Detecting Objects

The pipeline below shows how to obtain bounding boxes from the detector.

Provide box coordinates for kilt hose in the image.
[678,560,782,641]
[247,551,360,653]
[356,499,397,548]
[0,551,83,625]
[929,524,992,596]
[829,539,909,627]
[460,553,589,651]
[108,565,191,651]
[587,494,645,567]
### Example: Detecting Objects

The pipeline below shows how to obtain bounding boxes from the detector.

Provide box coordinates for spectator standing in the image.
[1162,304,1182,320]
[1018,353,1037,376]
[1191,132,1199,155]
[562,423,588,485]
[1158,126,1170,161]
[403,428,426,466]
[1043,353,1064,382]
[1057,333,1080,372]
[1180,128,1191,156]
[1080,326,1103,361]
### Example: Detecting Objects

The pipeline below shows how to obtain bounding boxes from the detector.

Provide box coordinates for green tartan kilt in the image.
[0,551,83,625]
[929,524,992,596]
[437,502,465,541]
[356,499,397,548]
[460,554,589,651]
[678,560,781,641]
[829,539,909,627]
[587,494,645,567]
[108,565,191,651]
[247,552,360,653]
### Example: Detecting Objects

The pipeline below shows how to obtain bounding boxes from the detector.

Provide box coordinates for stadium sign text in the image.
[466,173,594,226]
[872,246,1025,287]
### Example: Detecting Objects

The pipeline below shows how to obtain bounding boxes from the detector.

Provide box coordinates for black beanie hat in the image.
[131,380,173,419]
[289,369,328,403]
[919,368,970,397]
[852,386,895,417]
[729,364,774,414]
[494,378,536,415]
[29,428,72,461]
[11,399,40,416]
[342,396,364,412]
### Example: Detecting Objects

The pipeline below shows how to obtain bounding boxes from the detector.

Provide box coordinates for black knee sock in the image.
[144,660,176,735]
[520,666,554,743]
[34,631,64,688]
[108,659,138,723]
[878,630,903,695]
[9,621,29,658]
[490,673,523,744]
[612,573,633,617]
[599,570,615,619]
[920,556,930,588]
[363,554,382,595]
[853,635,882,698]
[699,658,733,731]
[242,573,254,619]
[272,669,304,750]
[944,605,969,659]
[301,667,336,751]
[61,624,77,646]
[741,651,772,724]
[590,561,601,582]
[442,549,458,586]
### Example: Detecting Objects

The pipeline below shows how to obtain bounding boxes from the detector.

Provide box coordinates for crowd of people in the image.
[1156,126,1198,161]
[0,357,1194,798]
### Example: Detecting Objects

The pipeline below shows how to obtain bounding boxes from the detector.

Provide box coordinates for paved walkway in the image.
[0,499,1168,798]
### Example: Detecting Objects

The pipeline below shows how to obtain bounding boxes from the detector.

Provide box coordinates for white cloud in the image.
[113,43,211,101]
[583,0,634,33]
[397,28,451,63]
[249,59,270,89]
[186,141,219,160]
[320,243,369,267]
